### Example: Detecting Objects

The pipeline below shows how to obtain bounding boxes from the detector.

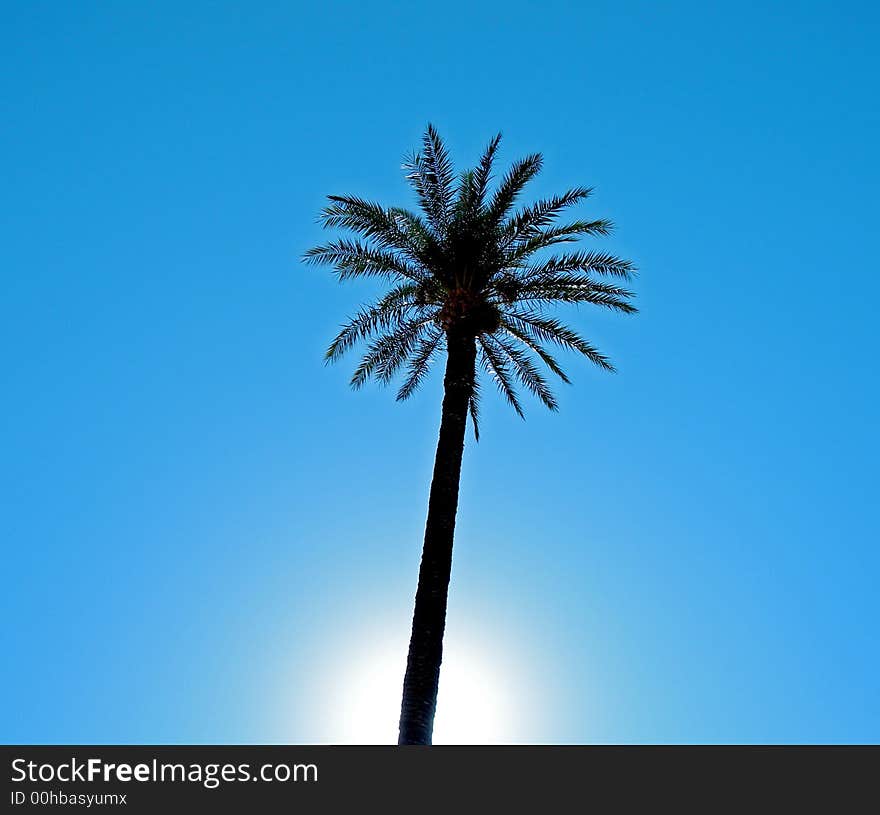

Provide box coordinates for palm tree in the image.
[305,126,637,744]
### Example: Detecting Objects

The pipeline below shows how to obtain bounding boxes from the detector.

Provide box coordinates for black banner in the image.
[2,745,877,812]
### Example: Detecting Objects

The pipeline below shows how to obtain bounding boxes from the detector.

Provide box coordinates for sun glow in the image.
[317,622,537,744]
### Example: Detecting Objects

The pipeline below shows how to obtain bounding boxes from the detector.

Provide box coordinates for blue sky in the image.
[2,1,878,743]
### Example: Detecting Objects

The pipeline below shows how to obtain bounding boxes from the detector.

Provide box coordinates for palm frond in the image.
[325,284,426,363]
[472,133,502,206]
[304,239,425,283]
[477,335,524,417]
[521,250,637,280]
[511,274,637,313]
[403,125,455,232]
[396,325,445,401]
[423,124,455,211]
[505,220,614,263]
[350,318,434,389]
[487,334,558,410]
[487,153,543,224]
[498,317,571,383]
[385,206,438,252]
[501,187,593,244]
[505,310,616,372]
[468,375,482,441]
[319,195,430,263]
[454,170,478,219]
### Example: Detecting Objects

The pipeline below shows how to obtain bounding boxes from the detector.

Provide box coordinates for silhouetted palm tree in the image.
[305,126,637,744]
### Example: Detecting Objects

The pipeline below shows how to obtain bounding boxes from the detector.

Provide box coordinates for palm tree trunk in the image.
[398,330,476,745]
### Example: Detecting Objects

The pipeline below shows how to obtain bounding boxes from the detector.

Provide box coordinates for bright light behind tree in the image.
[315,621,538,744]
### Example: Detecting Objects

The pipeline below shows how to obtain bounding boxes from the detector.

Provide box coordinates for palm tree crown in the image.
[305,126,636,436]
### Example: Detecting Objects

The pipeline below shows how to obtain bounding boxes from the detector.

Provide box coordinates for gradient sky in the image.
[2,1,878,743]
